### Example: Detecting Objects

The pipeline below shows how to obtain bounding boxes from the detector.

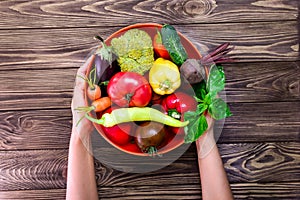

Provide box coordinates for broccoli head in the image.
[111,29,154,75]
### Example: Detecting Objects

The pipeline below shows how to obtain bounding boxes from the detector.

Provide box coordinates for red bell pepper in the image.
[161,92,197,134]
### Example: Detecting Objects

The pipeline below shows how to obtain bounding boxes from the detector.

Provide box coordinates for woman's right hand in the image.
[195,115,216,159]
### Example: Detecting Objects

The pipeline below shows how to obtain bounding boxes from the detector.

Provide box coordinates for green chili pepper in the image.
[85,107,189,127]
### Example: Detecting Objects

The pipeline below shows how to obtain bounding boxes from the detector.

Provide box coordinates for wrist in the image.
[196,128,216,159]
[71,126,93,153]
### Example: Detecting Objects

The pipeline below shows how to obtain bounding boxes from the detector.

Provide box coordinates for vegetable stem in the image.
[85,113,104,124]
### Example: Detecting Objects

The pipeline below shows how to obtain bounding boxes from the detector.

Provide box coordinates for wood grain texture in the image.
[0,92,73,111]
[0,0,297,29]
[0,110,71,150]
[176,22,299,62]
[219,101,300,143]
[224,61,300,102]
[0,149,67,191]
[0,182,300,200]
[220,142,300,183]
[0,68,77,93]
[0,189,66,200]
[0,61,299,105]
[0,142,299,191]
[0,20,298,72]
[98,182,300,200]
[0,0,299,198]
[93,142,300,186]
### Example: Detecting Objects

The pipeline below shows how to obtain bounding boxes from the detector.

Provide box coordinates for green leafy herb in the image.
[184,65,232,143]
[208,98,232,120]
[207,65,225,98]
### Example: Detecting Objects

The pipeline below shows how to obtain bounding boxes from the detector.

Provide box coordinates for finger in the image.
[77,55,96,75]
[75,55,96,87]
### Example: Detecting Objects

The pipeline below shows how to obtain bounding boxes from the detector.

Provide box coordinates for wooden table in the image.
[0,0,299,199]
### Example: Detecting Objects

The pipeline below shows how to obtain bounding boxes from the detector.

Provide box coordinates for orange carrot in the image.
[91,97,111,112]
[75,97,111,114]
[77,67,102,101]
[87,84,101,101]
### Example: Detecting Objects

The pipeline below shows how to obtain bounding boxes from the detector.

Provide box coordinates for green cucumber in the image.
[161,24,188,66]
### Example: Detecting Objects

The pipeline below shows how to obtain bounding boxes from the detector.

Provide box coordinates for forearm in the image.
[66,128,98,200]
[196,133,233,200]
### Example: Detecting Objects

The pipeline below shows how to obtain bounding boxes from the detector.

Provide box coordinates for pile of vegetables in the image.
[77,24,233,156]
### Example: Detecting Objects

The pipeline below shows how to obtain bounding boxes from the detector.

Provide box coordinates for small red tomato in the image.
[121,142,142,153]
[100,107,132,145]
[107,72,152,107]
[153,33,170,59]
[102,123,132,146]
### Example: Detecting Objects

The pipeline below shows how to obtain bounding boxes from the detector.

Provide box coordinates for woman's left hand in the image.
[71,55,95,137]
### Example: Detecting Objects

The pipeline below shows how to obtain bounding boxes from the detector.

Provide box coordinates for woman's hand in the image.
[71,55,95,138]
[67,55,99,200]
[196,115,216,159]
[196,114,234,199]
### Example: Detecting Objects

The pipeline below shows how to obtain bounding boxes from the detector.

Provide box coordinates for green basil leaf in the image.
[207,65,225,98]
[225,104,233,118]
[184,113,208,143]
[197,114,208,138]
[208,98,231,120]
[203,93,212,105]
[197,103,208,115]
[192,81,207,100]
[184,117,200,143]
[184,111,197,121]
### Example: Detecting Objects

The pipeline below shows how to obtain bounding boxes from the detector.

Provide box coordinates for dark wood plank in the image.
[0,68,77,93]
[224,61,300,102]
[0,182,299,200]
[98,182,300,200]
[0,0,297,29]
[219,101,300,143]
[0,110,71,150]
[0,189,66,200]
[93,142,300,186]
[219,142,300,183]
[0,61,299,104]
[176,21,299,62]
[1,142,299,191]
[0,149,68,191]
[0,92,73,111]
[0,28,104,70]
[0,100,298,151]
[0,21,298,72]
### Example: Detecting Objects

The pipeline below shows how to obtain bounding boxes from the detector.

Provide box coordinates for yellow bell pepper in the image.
[149,58,181,95]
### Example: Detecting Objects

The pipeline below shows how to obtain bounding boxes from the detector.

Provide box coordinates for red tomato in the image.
[153,33,170,59]
[107,72,152,107]
[100,107,132,145]
[120,142,141,153]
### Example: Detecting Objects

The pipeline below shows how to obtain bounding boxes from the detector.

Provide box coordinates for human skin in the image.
[66,55,99,200]
[196,116,234,200]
